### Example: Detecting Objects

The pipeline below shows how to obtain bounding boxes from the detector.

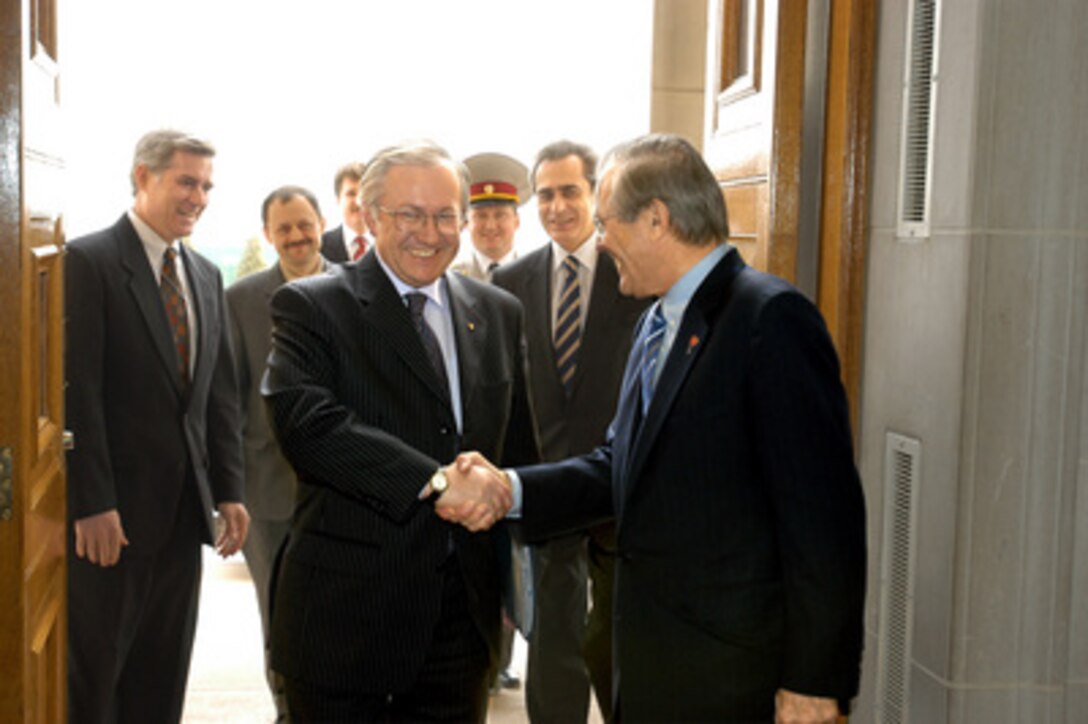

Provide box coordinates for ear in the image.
[362,206,378,236]
[133,163,150,193]
[646,198,670,233]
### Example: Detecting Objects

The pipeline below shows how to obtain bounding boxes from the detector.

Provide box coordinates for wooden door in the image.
[0,0,68,721]
[704,0,874,424]
[704,0,806,282]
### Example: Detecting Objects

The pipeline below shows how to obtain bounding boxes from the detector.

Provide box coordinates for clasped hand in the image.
[433,452,510,532]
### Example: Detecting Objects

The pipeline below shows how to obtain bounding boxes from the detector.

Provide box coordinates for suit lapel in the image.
[620,249,744,506]
[180,245,212,393]
[116,217,186,398]
[523,248,563,394]
[446,273,486,413]
[352,255,453,408]
[573,254,621,390]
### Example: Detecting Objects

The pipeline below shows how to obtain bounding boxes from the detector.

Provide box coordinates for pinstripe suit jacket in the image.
[262,251,540,692]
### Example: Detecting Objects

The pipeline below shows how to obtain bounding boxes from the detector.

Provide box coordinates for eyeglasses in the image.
[378,206,462,235]
[593,213,618,237]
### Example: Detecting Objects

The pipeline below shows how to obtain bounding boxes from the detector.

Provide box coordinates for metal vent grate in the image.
[876,432,921,723]
[897,0,941,240]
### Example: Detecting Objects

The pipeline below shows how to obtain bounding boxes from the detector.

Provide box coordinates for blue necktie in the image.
[554,256,582,394]
[640,303,667,414]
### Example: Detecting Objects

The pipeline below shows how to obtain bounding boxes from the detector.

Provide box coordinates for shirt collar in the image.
[374,247,446,308]
[128,208,178,256]
[549,234,598,276]
[472,246,515,272]
[659,243,729,325]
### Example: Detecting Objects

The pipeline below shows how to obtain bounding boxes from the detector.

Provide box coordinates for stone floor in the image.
[182,551,602,723]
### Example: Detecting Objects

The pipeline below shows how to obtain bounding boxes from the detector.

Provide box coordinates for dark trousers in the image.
[283,559,491,723]
[585,530,616,721]
[527,532,591,723]
[68,489,204,724]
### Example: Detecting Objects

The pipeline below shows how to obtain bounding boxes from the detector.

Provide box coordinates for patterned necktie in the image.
[160,247,190,389]
[554,255,582,394]
[352,235,366,261]
[406,292,450,400]
[640,303,667,414]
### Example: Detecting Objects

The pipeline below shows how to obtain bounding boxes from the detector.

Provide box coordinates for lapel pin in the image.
[467,322,476,332]
[687,335,700,353]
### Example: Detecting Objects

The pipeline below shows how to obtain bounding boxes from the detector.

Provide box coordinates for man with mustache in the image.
[226,185,330,719]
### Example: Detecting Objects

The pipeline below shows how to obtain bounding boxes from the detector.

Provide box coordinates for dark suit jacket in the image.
[320,225,349,263]
[226,264,299,520]
[262,251,540,692]
[493,246,647,463]
[518,247,867,721]
[65,214,244,550]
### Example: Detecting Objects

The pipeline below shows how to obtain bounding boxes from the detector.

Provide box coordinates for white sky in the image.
[60,0,654,274]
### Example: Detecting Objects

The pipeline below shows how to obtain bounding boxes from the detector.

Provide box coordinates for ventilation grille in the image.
[897,0,941,240]
[876,432,921,723]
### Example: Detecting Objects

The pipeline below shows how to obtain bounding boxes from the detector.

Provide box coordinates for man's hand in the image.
[432,452,511,532]
[775,689,839,724]
[215,502,250,558]
[74,509,129,566]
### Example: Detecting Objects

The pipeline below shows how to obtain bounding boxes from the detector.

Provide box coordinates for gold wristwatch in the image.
[429,467,449,499]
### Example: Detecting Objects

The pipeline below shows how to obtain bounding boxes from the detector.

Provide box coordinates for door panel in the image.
[705,0,805,282]
[0,0,67,721]
[704,0,873,425]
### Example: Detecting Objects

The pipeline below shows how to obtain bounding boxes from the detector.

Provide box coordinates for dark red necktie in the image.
[352,235,367,261]
[160,247,190,389]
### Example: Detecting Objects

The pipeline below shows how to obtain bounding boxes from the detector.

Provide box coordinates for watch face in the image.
[433,471,448,493]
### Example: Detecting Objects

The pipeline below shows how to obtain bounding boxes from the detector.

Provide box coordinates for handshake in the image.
[428,452,511,532]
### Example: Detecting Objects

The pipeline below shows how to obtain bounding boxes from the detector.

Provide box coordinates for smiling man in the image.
[489,140,647,723]
[454,133,867,723]
[65,129,249,723]
[261,140,540,722]
[225,185,329,719]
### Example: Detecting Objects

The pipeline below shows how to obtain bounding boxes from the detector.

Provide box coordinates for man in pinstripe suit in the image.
[262,140,539,722]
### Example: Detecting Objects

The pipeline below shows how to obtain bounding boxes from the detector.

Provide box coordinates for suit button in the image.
[440,426,451,435]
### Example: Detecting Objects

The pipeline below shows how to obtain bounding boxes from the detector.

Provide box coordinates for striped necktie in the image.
[406,292,450,401]
[554,255,582,394]
[160,247,190,389]
[640,303,667,414]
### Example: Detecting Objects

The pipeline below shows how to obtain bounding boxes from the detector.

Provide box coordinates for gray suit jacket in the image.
[65,214,245,549]
[227,263,319,520]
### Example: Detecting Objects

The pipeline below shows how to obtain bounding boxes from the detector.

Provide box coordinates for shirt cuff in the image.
[506,469,523,518]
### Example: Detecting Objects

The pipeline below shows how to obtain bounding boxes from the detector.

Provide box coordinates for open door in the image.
[704,0,874,424]
[0,0,68,721]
